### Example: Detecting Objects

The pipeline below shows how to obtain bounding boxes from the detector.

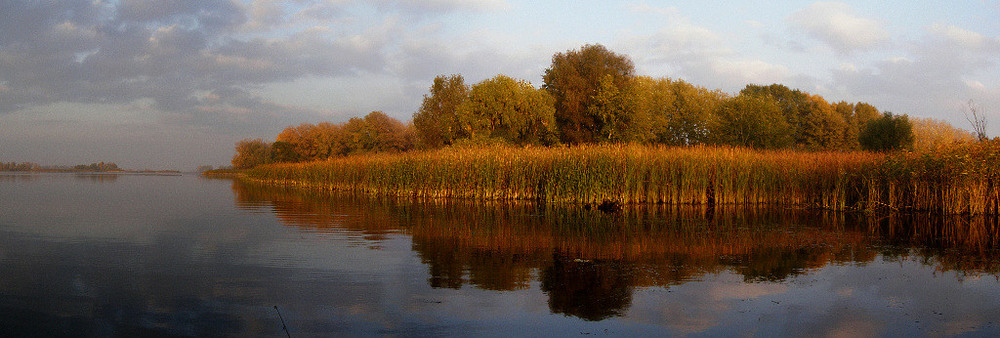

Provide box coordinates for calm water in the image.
[2,173,1000,337]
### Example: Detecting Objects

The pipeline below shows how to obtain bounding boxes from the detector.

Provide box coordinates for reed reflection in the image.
[73,173,120,183]
[231,179,1000,321]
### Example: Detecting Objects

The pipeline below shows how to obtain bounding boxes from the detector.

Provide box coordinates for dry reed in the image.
[244,141,1000,215]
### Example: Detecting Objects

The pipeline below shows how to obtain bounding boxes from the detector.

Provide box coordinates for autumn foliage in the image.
[230,44,992,214]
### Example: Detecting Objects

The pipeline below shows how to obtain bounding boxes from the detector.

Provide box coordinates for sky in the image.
[1,0,998,171]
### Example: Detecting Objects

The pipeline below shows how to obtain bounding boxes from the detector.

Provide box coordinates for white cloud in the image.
[709,59,789,87]
[788,2,889,54]
[621,9,788,92]
[927,23,998,51]
[394,0,508,12]
[625,3,680,17]
[827,21,1000,137]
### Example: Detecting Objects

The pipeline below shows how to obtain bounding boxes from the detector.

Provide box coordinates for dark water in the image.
[2,173,1000,337]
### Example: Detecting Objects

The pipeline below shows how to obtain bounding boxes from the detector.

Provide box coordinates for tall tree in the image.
[543,44,635,144]
[457,75,558,145]
[412,75,470,148]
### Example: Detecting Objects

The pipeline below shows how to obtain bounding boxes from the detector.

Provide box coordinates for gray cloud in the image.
[0,0,389,118]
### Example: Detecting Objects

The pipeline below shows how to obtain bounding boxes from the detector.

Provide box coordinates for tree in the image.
[232,138,272,169]
[740,84,806,132]
[633,76,675,143]
[543,44,635,144]
[799,94,847,150]
[457,75,558,145]
[911,117,975,151]
[965,99,988,141]
[412,75,469,148]
[275,123,318,161]
[859,113,915,152]
[711,95,793,149]
[361,111,416,152]
[308,122,342,159]
[665,79,727,145]
[270,141,301,163]
[587,75,645,142]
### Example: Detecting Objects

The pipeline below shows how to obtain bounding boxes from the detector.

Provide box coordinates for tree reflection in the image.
[541,253,633,321]
[231,179,1000,321]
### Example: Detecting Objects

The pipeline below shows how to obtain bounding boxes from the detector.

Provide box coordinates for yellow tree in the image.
[911,117,975,151]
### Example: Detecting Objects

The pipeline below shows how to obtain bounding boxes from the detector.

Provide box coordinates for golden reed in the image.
[244,141,1000,215]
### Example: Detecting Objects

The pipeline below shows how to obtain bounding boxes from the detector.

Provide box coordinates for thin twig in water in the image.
[274,305,291,338]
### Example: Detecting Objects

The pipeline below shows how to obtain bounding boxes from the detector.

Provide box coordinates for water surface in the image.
[2,173,1000,336]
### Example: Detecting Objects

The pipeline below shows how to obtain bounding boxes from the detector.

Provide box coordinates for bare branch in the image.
[965,99,988,141]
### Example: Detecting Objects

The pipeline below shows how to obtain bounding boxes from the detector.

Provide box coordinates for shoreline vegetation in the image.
[223,44,996,215]
[0,161,181,174]
[237,141,999,215]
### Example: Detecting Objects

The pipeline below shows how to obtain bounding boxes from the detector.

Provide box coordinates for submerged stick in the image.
[274,305,291,338]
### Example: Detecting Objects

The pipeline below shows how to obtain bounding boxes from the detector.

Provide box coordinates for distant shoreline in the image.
[1,169,183,174]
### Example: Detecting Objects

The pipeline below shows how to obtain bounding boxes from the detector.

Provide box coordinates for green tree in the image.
[632,76,675,143]
[833,101,860,150]
[859,112,915,152]
[413,75,470,148]
[232,138,272,169]
[711,95,793,149]
[587,74,646,142]
[543,44,635,144]
[667,79,727,145]
[740,84,805,125]
[457,75,558,145]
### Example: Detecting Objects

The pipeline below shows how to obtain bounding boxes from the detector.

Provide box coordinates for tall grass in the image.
[244,141,1000,215]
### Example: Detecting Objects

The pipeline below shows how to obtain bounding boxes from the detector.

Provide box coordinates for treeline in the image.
[1,162,41,171]
[232,111,416,169]
[1,161,121,172]
[72,162,121,172]
[232,44,974,168]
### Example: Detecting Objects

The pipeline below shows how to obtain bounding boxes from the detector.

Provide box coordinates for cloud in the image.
[828,23,1000,135]
[620,8,788,91]
[390,0,508,12]
[788,2,889,54]
[0,0,392,116]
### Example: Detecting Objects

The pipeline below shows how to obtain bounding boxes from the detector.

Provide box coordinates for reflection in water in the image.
[4,174,1000,335]
[541,254,633,321]
[232,180,1000,321]
[73,173,120,183]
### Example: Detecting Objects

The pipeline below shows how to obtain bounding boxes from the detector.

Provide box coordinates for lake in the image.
[2,172,1000,336]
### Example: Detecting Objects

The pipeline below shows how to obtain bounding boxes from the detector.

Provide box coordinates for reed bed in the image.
[244,141,1000,215]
